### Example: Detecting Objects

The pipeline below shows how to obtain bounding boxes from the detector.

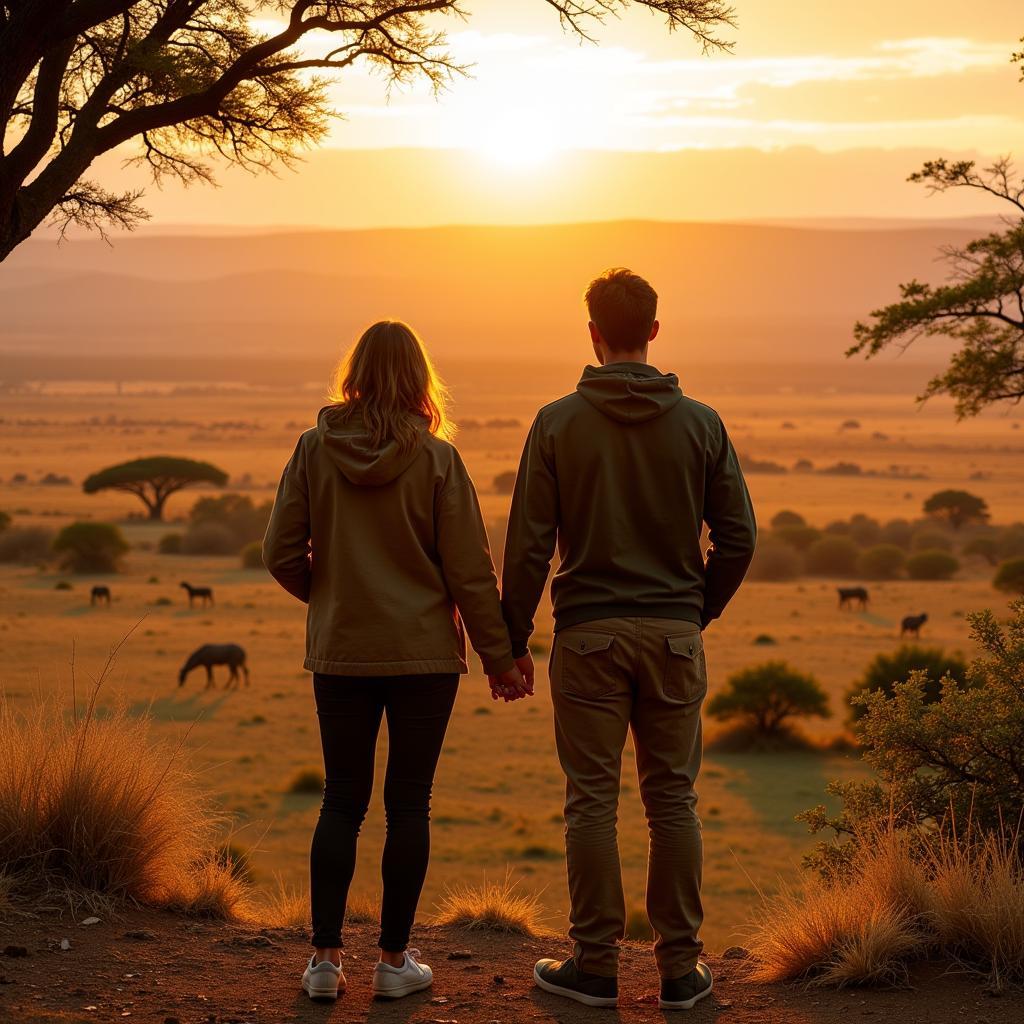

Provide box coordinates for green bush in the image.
[911,529,952,553]
[993,558,1024,595]
[963,535,1000,565]
[805,536,860,576]
[996,524,1024,561]
[189,493,272,547]
[849,645,967,720]
[770,509,806,529]
[747,539,802,581]
[858,544,905,580]
[240,541,265,570]
[708,661,830,737]
[906,549,959,581]
[847,514,882,547]
[181,521,236,556]
[158,532,183,555]
[0,526,55,564]
[773,524,821,551]
[52,521,128,574]
[879,518,914,549]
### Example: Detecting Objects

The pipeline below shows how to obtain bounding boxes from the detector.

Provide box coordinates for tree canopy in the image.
[0,1,734,261]
[922,489,990,530]
[707,661,830,737]
[83,456,227,520]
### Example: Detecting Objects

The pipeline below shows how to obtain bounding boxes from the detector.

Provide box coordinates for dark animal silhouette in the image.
[178,644,249,689]
[901,613,928,638]
[837,586,869,610]
[90,585,111,606]
[180,581,214,608]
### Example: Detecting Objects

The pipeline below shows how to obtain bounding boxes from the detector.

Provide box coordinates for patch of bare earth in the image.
[1,908,1021,1024]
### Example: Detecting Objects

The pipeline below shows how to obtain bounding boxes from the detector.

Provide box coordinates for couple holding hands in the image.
[263,267,756,1011]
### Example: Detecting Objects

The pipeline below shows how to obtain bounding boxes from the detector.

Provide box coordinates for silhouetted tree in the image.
[83,456,227,520]
[0,1,734,261]
[923,489,990,530]
[708,661,830,737]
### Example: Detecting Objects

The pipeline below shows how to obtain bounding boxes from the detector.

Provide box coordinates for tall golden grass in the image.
[433,872,546,935]
[0,637,247,918]
[750,821,1024,990]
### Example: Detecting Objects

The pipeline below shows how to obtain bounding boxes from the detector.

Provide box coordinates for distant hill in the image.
[1,219,970,368]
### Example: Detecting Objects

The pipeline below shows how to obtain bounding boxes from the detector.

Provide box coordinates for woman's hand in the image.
[488,666,532,702]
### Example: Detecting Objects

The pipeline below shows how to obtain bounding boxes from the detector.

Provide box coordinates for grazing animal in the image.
[837,586,870,610]
[180,581,214,608]
[178,643,249,689]
[90,585,111,606]
[901,613,928,638]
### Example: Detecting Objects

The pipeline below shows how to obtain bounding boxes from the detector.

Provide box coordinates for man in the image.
[497,268,756,1010]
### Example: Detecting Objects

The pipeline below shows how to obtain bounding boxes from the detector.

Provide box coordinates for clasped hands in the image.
[488,652,535,703]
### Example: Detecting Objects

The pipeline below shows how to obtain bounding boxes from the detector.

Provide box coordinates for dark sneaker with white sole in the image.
[660,961,713,1010]
[534,957,618,1008]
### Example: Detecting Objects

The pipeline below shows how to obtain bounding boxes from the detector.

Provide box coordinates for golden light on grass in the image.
[433,871,546,936]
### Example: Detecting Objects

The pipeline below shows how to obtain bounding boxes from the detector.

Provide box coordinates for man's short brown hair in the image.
[584,268,658,351]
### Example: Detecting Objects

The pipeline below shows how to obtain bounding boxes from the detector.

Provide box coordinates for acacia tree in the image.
[0,1,734,262]
[922,488,990,531]
[83,455,227,520]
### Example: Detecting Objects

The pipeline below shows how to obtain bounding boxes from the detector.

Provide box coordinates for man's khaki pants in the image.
[550,616,706,979]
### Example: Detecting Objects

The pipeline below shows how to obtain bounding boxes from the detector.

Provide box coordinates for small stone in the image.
[463,964,483,973]
[81,917,101,926]
[715,1000,734,1009]
[431,996,449,1004]
[60,938,71,951]
[493,975,506,985]
[447,950,473,960]
[722,945,751,960]
[2,946,28,958]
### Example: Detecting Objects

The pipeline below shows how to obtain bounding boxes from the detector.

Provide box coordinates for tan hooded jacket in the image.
[263,406,514,677]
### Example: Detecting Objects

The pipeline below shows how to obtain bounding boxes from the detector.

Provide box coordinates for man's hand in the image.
[488,665,531,702]
[515,651,536,695]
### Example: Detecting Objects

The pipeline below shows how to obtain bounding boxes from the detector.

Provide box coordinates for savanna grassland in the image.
[1,355,1021,953]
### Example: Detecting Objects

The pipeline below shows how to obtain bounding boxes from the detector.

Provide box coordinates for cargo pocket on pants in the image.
[556,630,617,699]
[663,633,707,702]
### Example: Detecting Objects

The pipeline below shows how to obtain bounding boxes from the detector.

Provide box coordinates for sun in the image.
[474,106,560,169]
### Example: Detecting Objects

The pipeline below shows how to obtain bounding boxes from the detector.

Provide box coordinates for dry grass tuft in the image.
[167,854,252,920]
[433,872,546,936]
[260,881,380,931]
[750,821,1024,989]
[0,635,249,920]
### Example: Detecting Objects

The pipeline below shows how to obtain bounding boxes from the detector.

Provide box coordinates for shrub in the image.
[849,646,967,719]
[858,544,905,580]
[433,872,544,935]
[181,521,236,556]
[707,661,830,737]
[911,529,952,552]
[770,509,805,529]
[996,524,1024,561]
[848,514,882,547]
[158,532,183,555]
[0,665,243,916]
[493,470,517,495]
[53,521,128,573]
[994,558,1024,595]
[747,539,802,581]
[240,541,265,570]
[805,536,860,576]
[906,550,959,581]
[54,580,73,591]
[773,524,820,551]
[880,518,914,549]
[288,768,323,795]
[189,493,272,548]
[963,535,1000,565]
[0,526,55,564]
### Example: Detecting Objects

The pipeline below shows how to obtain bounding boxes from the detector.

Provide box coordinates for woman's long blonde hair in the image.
[328,320,454,452]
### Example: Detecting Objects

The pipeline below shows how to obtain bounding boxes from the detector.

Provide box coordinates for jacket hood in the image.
[576,362,683,424]
[316,406,428,486]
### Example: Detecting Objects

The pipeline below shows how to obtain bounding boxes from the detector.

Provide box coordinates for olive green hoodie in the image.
[501,362,756,656]
[263,406,515,677]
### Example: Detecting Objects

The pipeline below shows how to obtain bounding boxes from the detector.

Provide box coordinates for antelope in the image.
[180,581,214,608]
[90,585,111,606]
[900,613,928,639]
[178,644,249,689]
[837,586,869,610]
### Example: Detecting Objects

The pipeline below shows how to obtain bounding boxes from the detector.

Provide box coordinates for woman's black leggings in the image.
[309,672,459,952]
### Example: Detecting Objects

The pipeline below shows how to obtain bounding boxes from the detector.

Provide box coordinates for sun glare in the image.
[474,106,560,169]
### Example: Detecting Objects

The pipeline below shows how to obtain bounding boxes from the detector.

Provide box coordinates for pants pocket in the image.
[555,629,618,699]
[662,632,707,702]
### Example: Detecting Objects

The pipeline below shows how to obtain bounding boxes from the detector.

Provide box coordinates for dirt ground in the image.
[1,907,1021,1024]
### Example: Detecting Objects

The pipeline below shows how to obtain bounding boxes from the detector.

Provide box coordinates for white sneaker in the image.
[372,948,433,999]
[301,954,345,1000]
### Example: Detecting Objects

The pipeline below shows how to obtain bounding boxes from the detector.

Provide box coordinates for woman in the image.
[263,321,530,1002]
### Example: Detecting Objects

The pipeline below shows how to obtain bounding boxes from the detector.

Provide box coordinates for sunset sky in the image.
[93,0,1024,227]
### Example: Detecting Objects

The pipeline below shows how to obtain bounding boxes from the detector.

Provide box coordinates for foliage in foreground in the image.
[848,645,967,721]
[433,872,546,936]
[0,639,246,919]
[802,600,1024,873]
